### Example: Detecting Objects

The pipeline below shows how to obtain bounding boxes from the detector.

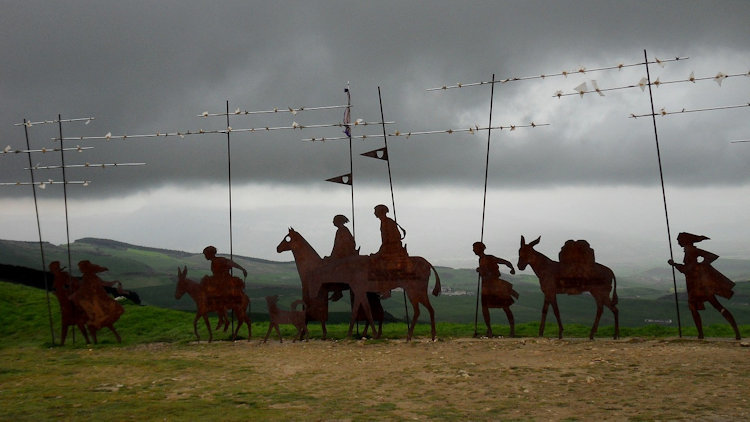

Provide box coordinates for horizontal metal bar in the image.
[1,146,93,155]
[25,163,146,170]
[13,117,95,127]
[303,122,550,141]
[198,104,350,117]
[427,57,689,91]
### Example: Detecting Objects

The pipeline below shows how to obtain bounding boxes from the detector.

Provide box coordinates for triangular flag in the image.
[361,147,389,161]
[326,173,352,185]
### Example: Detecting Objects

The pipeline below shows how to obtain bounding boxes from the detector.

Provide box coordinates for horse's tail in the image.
[429,262,441,297]
[611,271,618,306]
[291,299,306,312]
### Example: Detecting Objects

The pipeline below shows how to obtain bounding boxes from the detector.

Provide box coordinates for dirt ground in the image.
[3,336,750,421]
[236,336,750,420]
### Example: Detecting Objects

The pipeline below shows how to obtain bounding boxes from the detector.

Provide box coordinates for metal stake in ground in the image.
[643,49,682,337]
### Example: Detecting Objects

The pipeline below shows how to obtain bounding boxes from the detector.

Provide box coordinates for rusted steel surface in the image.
[668,232,741,340]
[68,260,124,343]
[263,295,308,343]
[174,247,252,342]
[277,208,441,341]
[473,242,518,337]
[518,236,619,340]
[49,261,90,345]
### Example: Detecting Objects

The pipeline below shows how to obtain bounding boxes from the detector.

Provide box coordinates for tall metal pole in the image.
[225,100,237,334]
[644,50,682,337]
[378,87,411,330]
[58,115,74,283]
[345,85,356,239]
[474,74,496,337]
[24,119,56,345]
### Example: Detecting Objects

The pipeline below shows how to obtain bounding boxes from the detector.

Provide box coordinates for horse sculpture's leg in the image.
[78,324,91,344]
[603,295,620,339]
[708,296,740,340]
[263,323,274,343]
[503,307,515,338]
[320,321,327,340]
[590,300,604,340]
[107,325,122,343]
[550,296,564,339]
[539,299,550,337]
[201,314,213,342]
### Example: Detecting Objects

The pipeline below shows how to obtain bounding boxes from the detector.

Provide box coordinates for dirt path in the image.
[2,337,749,420]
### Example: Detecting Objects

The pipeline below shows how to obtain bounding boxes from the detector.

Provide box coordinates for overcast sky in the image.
[2,1,749,271]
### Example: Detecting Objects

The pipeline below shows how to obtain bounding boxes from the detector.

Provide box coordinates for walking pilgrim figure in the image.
[68,260,124,343]
[473,242,519,337]
[668,232,741,340]
[49,261,90,345]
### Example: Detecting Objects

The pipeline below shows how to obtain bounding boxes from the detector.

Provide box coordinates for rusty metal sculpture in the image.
[263,295,309,343]
[517,236,619,339]
[668,232,741,340]
[49,261,91,345]
[473,242,518,337]
[68,260,124,343]
[277,226,441,341]
[348,292,385,338]
[175,266,252,342]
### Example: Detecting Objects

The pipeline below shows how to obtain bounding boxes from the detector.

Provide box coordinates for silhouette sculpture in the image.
[68,260,124,343]
[263,295,309,343]
[517,236,619,339]
[668,232,741,340]
[175,266,252,342]
[201,245,248,332]
[277,227,441,340]
[49,261,91,345]
[324,214,358,303]
[348,291,385,338]
[473,242,519,337]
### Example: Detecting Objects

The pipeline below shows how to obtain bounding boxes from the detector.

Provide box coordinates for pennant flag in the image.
[326,173,352,185]
[343,87,351,137]
[361,147,389,161]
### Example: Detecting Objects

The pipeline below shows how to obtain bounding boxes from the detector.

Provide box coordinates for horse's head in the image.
[517,235,541,271]
[175,266,188,299]
[276,227,298,253]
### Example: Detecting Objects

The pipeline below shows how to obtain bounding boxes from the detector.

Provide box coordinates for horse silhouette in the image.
[175,266,252,342]
[277,227,441,341]
[517,236,619,339]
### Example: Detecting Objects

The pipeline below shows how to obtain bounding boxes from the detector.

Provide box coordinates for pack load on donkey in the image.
[557,239,598,289]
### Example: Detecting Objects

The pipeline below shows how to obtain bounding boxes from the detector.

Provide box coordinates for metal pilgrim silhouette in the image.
[668,232,741,340]
[67,260,125,343]
[174,245,252,342]
[277,205,441,341]
[473,242,518,338]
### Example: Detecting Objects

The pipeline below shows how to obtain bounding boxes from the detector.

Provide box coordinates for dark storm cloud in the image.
[2,0,749,198]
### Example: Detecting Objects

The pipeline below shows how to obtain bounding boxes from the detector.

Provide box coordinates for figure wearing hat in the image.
[325,214,358,301]
[668,232,740,340]
[473,241,519,337]
[373,204,407,258]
